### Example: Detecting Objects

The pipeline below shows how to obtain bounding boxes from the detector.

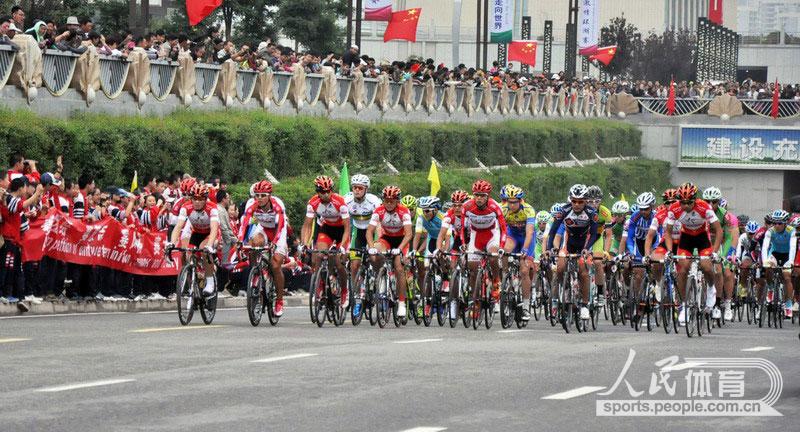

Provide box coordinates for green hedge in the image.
[228,159,672,228]
[0,110,640,186]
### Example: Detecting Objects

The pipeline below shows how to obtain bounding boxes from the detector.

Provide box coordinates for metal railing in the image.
[148,60,178,101]
[236,69,258,103]
[98,55,130,99]
[194,63,220,103]
[0,45,16,90]
[638,97,713,117]
[42,49,79,96]
[740,98,800,119]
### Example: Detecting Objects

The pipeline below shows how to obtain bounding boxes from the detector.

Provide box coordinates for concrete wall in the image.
[629,114,800,218]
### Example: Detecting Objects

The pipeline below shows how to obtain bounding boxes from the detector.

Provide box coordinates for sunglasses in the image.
[474,193,488,197]
[255,193,269,198]
[423,209,436,214]
[680,200,694,205]
[506,200,520,205]
[316,189,331,194]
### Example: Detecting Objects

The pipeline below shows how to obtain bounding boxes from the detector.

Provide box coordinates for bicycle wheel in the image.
[246,267,265,327]
[499,273,514,329]
[485,278,496,330]
[449,298,459,328]
[376,268,390,329]
[435,283,446,327]
[609,278,619,326]
[590,304,599,331]
[314,274,328,328]
[408,276,422,326]
[264,274,279,326]
[351,270,365,326]
[686,282,697,338]
[199,272,218,325]
[422,270,434,327]
[309,267,324,324]
[661,304,672,334]
[332,274,346,327]
[176,265,195,326]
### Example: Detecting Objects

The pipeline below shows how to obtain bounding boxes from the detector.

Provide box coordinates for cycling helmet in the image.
[790,216,800,228]
[636,192,656,209]
[587,185,603,200]
[662,188,678,203]
[382,185,401,200]
[451,190,469,203]
[550,203,564,215]
[504,184,525,200]
[745,220,760,234]
[249,183,256,197]
[499,184,510,200]
[611,200,630,215]
[676,182,697,201]
[702,186,722,201]
[764,213,774,224]
[472,179,493,194]
[350,174,370,188]
[719,198,728,209]
[179,177,196,195]
[443,201,453,211]
[189,183,209,198]
[314,175,334,192]
[738,214,750,226]
[418,196,442,210]
[568,184,589,200]
[400,194,417,209]
[630,204,639,214]
[536,210,552,224]
[253,180,273,194]
[770,209,790,223]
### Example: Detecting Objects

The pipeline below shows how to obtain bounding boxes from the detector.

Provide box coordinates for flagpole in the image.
[482,0,489,70]
[355,0,363,49]
[476,0,481,69]
[452,0,462,67]
[346,0,353,49]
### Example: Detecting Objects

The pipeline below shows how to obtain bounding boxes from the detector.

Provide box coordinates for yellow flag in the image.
[427,159,440,197]
[620,193,626,203]
[130,170,138,193]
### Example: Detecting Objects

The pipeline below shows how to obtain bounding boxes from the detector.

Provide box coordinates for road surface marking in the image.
[36,378,135,393]
[662,361,707,372]
[741,346,774,352]
[497,329,530,333]
[401,428,447,432]
[393,338,443,344]
[251,353,318,363]
[129,325,227,333]
[0,338,31,344]
[542,386,606,400]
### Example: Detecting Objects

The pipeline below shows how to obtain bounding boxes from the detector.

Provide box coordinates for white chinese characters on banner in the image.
[490,0,513,43]
[579,0,599,55]
[705,136,800,161]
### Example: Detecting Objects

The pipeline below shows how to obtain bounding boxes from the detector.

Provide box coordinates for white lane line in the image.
[251,353,318,363]
[129,325,227,333]
[36,378,135,393]
[497,329,530,333]
[741,346,774,352]
[0,338,31,344]
[662,361,707,372]
[392,338,443,344]
[542,386,606,400]
[401,427,447,432]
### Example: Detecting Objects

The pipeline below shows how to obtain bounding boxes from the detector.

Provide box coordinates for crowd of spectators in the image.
[0,152,311,312]
[1,4,798,102]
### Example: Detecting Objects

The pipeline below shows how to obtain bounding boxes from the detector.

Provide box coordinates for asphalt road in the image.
[1,306,798,432]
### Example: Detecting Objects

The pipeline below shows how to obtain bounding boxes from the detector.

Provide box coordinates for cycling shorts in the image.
[315,224,345,247]
[349,228,368,260]
[507,231,535,257]
[467,229,500,262]
[378,235,408,255]
[677,232,713,257]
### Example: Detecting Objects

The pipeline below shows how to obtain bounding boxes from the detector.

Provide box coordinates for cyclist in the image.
[703,186,740,321]
[547,184,599,321]
[169,183,220,297]
[437,190,469,318]
[499,184,510,205]
[238,180,288,316]
[760,209,796,319]
[300,175,351,306]
[609,200,630,257]
[533,210,553,279]
[663,183,723,326]
[462,180,506,318]
[366,185,414,318]
[401,194,418,225]
[644,188,679,297]
[736,220,761,301]
[587,185,613,306]
[344,174,382,316]
[625,192,658,321]
[413,196,445,317]
[500,185,536,321]
[168,177,196,237]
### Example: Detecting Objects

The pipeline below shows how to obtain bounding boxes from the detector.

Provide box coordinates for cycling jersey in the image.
[665,200,718,236]
[177,201,219,235]
[461,198,507,261]
[625,211,655,261]
[712,206,739,257]
[369,204,412,237]
[416,211,444,254]
[306,194,350,227]
[239,197,287,241]
[501,202,536,237]
[344,192,382,231]
[534,224,549,259]
[609,217,628,254]
[440,207,465,250]
[761,226,797,265]
[735,233,759,262]
[547,203,599,253]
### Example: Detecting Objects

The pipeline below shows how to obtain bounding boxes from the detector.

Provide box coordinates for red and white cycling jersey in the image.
[369,204,412,237]
[238,197,287,241]
[305,194,349,227]
[650,205,681,240]
[665,199,717,236]
[460,198,507,243]
[441,207,465,234]
[178,201,219,234]
[169,196,189,226]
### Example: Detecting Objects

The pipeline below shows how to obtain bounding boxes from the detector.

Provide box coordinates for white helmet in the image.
[568,184,589,200]
[249,183,256,197]
[636,192,656,209]
[418,196,442,210]
[611,200,630,214]
[702,186,722,201]
[350,174,370,188]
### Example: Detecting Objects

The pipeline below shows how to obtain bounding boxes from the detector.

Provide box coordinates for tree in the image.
[150,3,220,40]
[599,15,642,78]
[230,0,280,46]
[275,0,345,54]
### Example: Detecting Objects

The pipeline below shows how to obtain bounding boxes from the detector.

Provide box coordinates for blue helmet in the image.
[418,196,442,210]
[499,184,512,200]
[745,220,760,234]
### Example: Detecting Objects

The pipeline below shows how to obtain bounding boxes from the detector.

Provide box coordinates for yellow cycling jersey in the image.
[596,205,612,234]
[501,202,536,233]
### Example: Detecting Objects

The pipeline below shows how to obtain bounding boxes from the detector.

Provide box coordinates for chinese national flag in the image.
[187,0,223,26]
[771,78,780,119]
[508,41,537,67]
[708,0,723,25]
[384,8,422,42]
[588,45,617,66]
[666,78,676,116]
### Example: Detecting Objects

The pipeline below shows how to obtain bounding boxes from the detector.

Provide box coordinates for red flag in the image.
[508,40,537,67]
[588,45,617,66]
[186,0,222,26]
[384,8,421,42]
[364,0,392,21]
[771,78,780,119]
[708,0,723,25]
[666,78,676,116]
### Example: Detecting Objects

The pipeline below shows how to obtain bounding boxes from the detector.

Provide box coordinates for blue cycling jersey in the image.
[416,211,444,241]
[626,211,655,259]
[547,204,599,251]
[767,226,794,254]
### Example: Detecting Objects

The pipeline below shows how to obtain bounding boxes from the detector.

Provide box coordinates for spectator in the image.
[10,5,24,29]
[215,189,235,296]
[342,44,360,68]
[79,17,93,40]
[1,177,44,310]
[24,20,49,49]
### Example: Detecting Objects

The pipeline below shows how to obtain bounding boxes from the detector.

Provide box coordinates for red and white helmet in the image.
[189,183,209,198]
[451,190,469,203]
[314,175,333,192]
[179,177,196,195]
[253,180,273,194]
[472,179,492,194]
[676,182,698,201]
[382,185,401,200]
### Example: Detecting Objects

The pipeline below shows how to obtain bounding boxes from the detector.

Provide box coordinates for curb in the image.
[0,295,309,317]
